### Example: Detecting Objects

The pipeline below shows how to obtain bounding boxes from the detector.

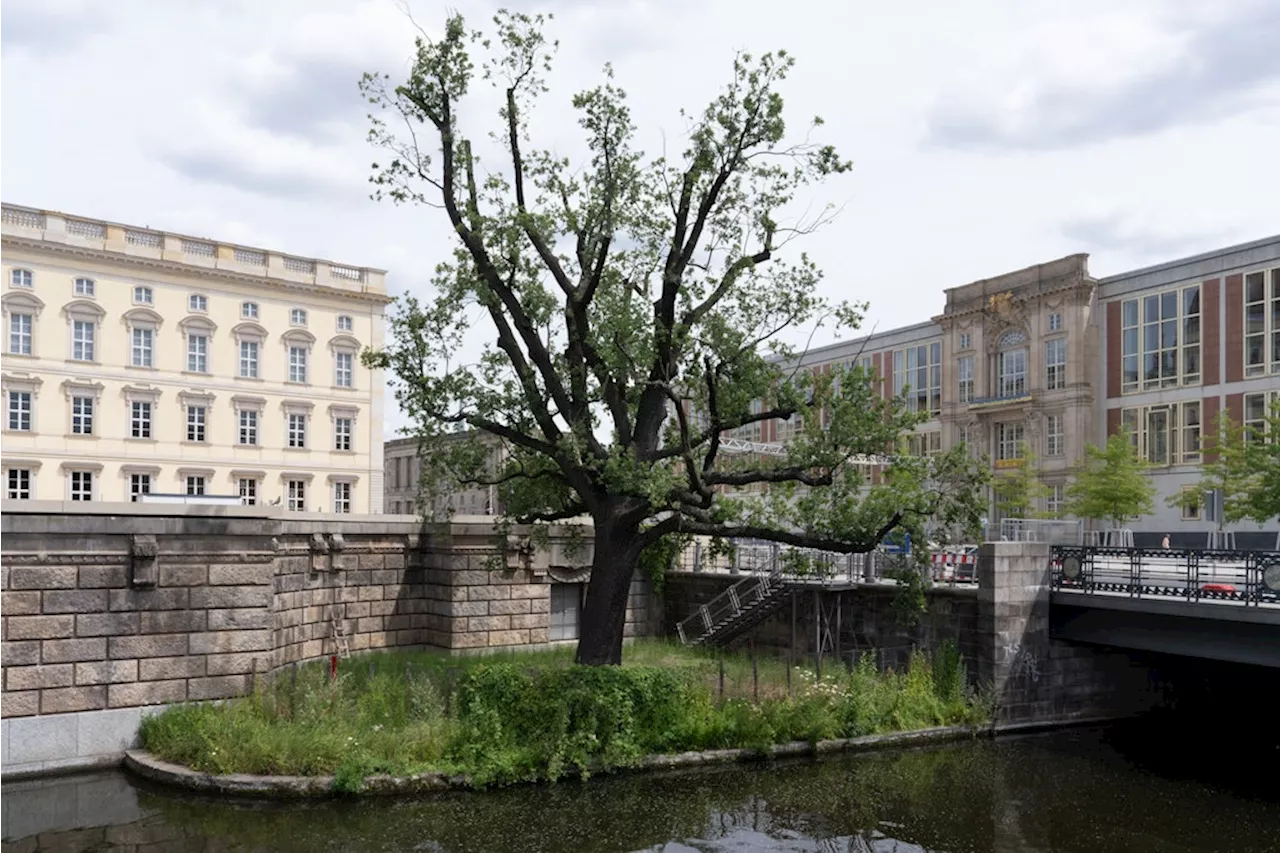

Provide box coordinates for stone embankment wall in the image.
[663,574,981,675]
[0,503,659,776]
[664,543,1161,725]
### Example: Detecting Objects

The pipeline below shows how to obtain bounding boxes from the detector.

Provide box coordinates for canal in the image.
[3,718,1278,852]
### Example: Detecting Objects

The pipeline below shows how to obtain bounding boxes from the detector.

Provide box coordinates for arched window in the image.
[995,329,1028,398]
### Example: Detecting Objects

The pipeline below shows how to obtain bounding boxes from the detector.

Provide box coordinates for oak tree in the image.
[361,10,985,664]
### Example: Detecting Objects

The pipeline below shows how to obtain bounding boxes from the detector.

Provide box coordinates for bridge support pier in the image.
[978,542,1159,724]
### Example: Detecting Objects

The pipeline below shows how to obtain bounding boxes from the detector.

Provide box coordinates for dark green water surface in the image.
[4,723,1278,852]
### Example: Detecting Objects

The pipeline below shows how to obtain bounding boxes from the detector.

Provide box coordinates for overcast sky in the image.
[5,0,1278,438]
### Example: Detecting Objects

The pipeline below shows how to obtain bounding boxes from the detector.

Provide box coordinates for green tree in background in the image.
[992,442,1052,520]
[1241,399,1280,528]
[1169,410,1258,530]
[359,10,987,664]
[1065,434,1156,529]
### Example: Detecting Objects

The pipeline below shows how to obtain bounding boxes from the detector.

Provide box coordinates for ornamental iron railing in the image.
[1051,545,1280,606]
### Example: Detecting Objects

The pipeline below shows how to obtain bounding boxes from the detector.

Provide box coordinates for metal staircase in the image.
[676,556,793,648]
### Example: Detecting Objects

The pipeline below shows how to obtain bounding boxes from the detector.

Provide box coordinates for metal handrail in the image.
[677,552,788,646]
[1051,545,1280,607]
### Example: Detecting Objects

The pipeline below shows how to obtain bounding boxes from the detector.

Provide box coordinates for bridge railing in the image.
[1050,546,1280,606]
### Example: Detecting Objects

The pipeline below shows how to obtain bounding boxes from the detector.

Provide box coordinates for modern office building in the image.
[1,204,391,512]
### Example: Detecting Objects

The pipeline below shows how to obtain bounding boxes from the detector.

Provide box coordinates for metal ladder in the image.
[331,582,351,659]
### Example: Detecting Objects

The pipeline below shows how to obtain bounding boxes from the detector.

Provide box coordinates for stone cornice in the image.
[933,278,1095,324]
[1,235,395,307]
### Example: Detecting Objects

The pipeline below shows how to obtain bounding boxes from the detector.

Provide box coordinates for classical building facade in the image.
[383,432,505,516]
[1,204,390,513]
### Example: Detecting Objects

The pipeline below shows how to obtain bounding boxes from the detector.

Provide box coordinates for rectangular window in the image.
[71,396,94,435]
[9,313,32,355]
[130,401,152,439]
[133,286,153,304]
[7,469,32,500]
[239,340,259,378]
[892,342,942,416]
[337,315,353,332]
[72,320,95,361]
[1244,268,1280,377]
[549,583,583,641]
[239,409,258,446]
[186,476,206,496]
[74,278,95,297]
[957,356,974,403]
[333,481,352,514]
[1123,285,1200,393]
[287,413,307,448]
[131,328,153,367]
[1180,486,1201,521]
[905,430,942,457]
[1046,414,1063,456]
[1178,401,1200,463]
[290,308,307,326]
[7,391,32,431]
[69,470,93,502]
[1048,312,1062,332]
[287,479,306,512]
[1045,338,1067,390]
[187,334,208,373]
[1046,483,1065,517]
[958,332,971,351]
[188,294,208,313]
[242,301,259,319]
[1243,392,1278,440]
[288,346,308,383]
[186,405,207,442]
[11,269,33,288]
[996,348,1027,398]
[1120,401,1201,466]
[129,473,151,503]
[335,352,353,387]
[996,422,1025,461]
[334,417,353,451]
[239,478,258,506]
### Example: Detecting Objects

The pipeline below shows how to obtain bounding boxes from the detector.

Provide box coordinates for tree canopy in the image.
[1170,410,1257,530]
[992,443,1051,520]
[361,10,986,663]
[1065,434,1155,528]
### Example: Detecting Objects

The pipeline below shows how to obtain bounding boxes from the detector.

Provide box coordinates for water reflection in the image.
[3,726,1278,853]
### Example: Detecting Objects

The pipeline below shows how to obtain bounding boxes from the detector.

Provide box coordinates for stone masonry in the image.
[0,505,660,735]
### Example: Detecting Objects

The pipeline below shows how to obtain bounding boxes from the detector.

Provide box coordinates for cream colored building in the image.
[1,204,390,512]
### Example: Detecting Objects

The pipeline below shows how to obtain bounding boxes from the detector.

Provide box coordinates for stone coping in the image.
[124,725,993,798]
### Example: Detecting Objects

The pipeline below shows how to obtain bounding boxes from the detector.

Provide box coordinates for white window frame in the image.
[333,415,353,451]
[68,469,94,502]
[1243,267,1280,377]
[287,479,307,512]
[958,331,971,351]
[72,319,96,362]
[73,277,95,297]
[10,269,33,288]
[188,294,208,313]
[186,404,207,442]
[241,301,259,319]
[1121,401,1202,467]
[1244,391,1280,440]
[186,332,209,373]
[185,475,206,496]
[995,330,1028,399]
[996,421,1025,461]
[1046,482,1065,517]
[1048,312,1062,332]
[71,395,94,436]
[131,327,154,368]
[287,412,307,448]
[1180,485,1201,521]
[239,340,260,379]
[129,473,152,503]
[334,351,353,388]
[130,400,153,439]
[7,468,33,500]
[133,286,153,305]
[957,355,974,403]
[288,346,308,384]
[337,315,353,332]
[238,408,259,446]
[1046,414,1064,457]
[892,342,942,416]
[1121,284,1201,394]
[238,477,259,506]
[9,312,32,356]
[1045,337,1067,390]
[549,583,583,641]
[290,308,308,327]
[7,390,33,432]
[332,481,352,514]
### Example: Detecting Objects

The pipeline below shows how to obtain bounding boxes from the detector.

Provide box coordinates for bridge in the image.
[1049,546,1280,668]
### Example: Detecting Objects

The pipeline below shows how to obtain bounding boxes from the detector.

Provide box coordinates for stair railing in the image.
[677,551,785,646]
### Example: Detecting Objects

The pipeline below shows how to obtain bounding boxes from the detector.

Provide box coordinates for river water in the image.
[3,721,1278,852]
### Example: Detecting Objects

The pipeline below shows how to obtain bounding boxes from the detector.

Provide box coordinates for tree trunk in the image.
[575,509,639,666]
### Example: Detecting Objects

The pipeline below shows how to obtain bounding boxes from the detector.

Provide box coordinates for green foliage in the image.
[992,443,1052,519]
[139,642,987,787]
[1065,434,1156,526]
[1169,410,1260,530]
[360,10,987,663]
[1248,399,1280,524]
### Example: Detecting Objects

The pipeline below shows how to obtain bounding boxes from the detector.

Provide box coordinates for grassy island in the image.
[139,640,988,790]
